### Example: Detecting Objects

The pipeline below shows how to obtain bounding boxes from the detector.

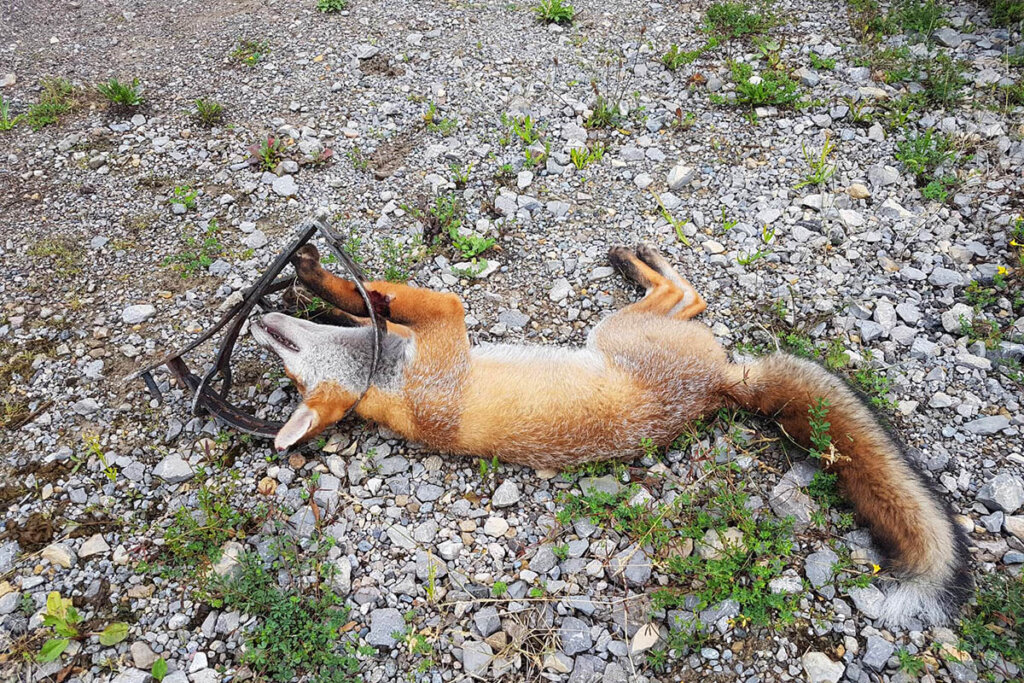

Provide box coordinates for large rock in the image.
[121,304,156,324]
[578,475,621,495]
[530,545,559,574]
[130,641,158,669]
[79,534,110,558]
[769,463,817,530]
[559,616,593,655]
[802,652,845,683]
[461,640,493,677]
[42,542,76,568]
[607,544,651,586]
[272,174,298,197]
[153,455,194,484]
[847,585,885,620]
[941,303,974,333]
[491,480,521,507]
[977,474,1024,514]
[474,606,501,637]
[211,541,244,579]
[863,635,894,670]
[805,548,839,588]
[667,164,696,190]
[964,416,1010,436]
[366,608,405,647]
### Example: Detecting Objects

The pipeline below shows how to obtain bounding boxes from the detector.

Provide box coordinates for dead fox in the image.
[251,243,970,627]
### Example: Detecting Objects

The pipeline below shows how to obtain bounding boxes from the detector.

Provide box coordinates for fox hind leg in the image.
[609,244,707,320]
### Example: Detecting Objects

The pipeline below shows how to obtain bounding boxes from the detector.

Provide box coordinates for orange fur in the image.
[272,244,970,626]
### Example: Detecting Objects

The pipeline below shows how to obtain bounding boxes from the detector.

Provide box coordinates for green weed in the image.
[794,133,837,189]
[984,0,1024,25]
[423,102,457,136]
[533,0,574,24]
[316,0,348,11]
[703,1,772,39]
[193,98,224,126]
[585,93,620,129]
[896,648,927,675]
[26,78,75,130]
[959,572,1023,672]
[0,95,23,131]
[162,220,225,278]
[96,77,143,107]
[232,39,270,66]
[809,52,836,70]
[851,352,896,410]
[569,143,605,169]
[27,237,83,276]
[209,553,368,682]
[662,44,707,70]
[725,61,805,109]
[36,591,129,663]
[894,129,956,185]
[171,184,197,210]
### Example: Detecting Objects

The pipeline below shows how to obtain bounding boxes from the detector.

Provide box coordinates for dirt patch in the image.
[359,53,406,78]
[67,516,122,539]
[3,512,56,552]
[14,459,73,483]
[72,578,112,611]
[0,482,29,507]
[368,129,422,180]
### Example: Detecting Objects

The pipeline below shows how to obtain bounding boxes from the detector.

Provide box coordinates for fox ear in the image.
[274,403,319,452]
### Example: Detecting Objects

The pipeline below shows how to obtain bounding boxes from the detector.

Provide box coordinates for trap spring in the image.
[132,217,384,439]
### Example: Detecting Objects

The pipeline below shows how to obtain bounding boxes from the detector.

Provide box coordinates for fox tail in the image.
[725,353,971,627]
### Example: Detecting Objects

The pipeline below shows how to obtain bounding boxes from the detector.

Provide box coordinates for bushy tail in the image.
[724,353,971,627]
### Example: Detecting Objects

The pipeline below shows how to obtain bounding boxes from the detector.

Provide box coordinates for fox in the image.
[250,242,971,628]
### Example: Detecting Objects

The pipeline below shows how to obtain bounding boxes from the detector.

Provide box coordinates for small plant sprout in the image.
[491,581,509,597]
[96,78,144,107]
[423,101,457,135]
[249,135,286,171]
[503,113,541,145]
[27,77,75,130]
[232,39,270,66]
[193,97,224,126]
[671,107,697,130]
[720,207,738,232]
[794,133,837,190]
[737,225,774,266]
[651,190,691,246]
[569,143,605,170]
[450,162,472,188]
[316,0,347,12]
[0,95,23,131]
[534,0,574,24]
[37,591,129,663]
[171,185,198,210]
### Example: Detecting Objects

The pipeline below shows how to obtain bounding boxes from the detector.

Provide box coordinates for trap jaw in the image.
[134,218,384,440]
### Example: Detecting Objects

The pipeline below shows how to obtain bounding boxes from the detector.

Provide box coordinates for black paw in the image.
[608,246,645,286]
[634,243,663,269]
[292,244,322,279]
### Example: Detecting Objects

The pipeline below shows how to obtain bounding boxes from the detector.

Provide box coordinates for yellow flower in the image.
[997,266,1008,275]
[872,563,881,574]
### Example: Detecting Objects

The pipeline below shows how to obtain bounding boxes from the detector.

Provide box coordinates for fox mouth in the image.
[254,318,300,352]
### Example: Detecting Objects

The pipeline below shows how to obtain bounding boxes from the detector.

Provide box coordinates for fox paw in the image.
[292,244,323,280]
[608,245,646,286]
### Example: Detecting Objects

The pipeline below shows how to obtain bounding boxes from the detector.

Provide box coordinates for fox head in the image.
[251,311,407,451]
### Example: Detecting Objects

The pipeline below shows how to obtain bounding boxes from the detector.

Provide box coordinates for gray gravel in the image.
[1,0,1023,681]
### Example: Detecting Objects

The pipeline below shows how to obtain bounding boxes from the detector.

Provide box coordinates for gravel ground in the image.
[1,0,1023,681]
